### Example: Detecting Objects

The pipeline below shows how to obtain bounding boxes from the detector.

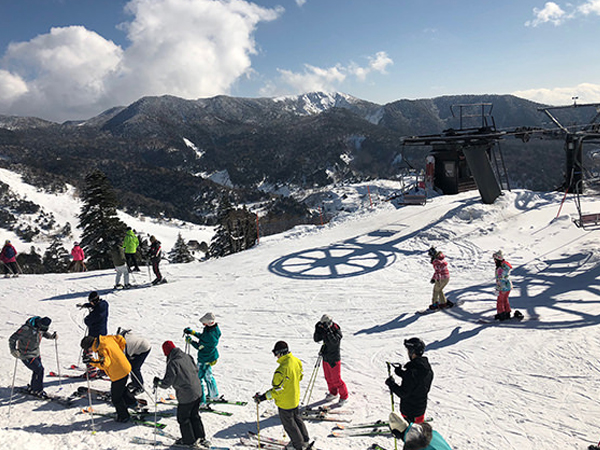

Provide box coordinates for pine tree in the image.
[78,170,128,270]
[42,238,70,273]
[209,198,257,258]
[168,233,195,263]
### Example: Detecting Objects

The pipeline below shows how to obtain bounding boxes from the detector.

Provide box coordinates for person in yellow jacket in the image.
[81,335,138,422]
[254,341,311,450]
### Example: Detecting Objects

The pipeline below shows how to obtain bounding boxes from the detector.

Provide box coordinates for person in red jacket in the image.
[70,242,86,272]
[1,239,19,277]
[428,247,453,310]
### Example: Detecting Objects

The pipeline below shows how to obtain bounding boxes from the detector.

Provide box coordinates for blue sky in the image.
[0,0,599,121]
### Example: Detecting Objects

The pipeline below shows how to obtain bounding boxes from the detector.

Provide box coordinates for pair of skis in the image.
[240,431,317,450]
[130,436,230,449]
[301,406,353,422]
[80,406,166,429]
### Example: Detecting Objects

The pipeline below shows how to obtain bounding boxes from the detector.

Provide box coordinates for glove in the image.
[184,336,193,344]
[385,376,395,388]
[430,278,435,284]
[183,327,194,335]
[82,354,93,364]
[253,392,267,404]
[394,365,404,376]
[153,376,162,387]
[77,303,92,309]
[50,332,57,340]
[11,349,21,359]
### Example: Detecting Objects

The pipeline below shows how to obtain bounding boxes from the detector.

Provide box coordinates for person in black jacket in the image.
[385,337,433,423]
[313,314,348,405]
[149,235,166,285]
[78,291,109,377]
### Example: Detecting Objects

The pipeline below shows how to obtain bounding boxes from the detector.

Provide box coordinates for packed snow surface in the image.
[1,186,600,450]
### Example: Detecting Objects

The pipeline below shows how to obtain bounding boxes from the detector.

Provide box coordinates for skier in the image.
[149,235,166,285]
[154,341,211,449]
[385,338,433,424]
[389,411,452,450]
[123,228,140,272]
[184,312,221,404]
[79,291,109,337]
[428,246,453,310]
[117,327,151,395]
[81,334,138,422]
[1,239,19,277]
[69,242,86,272]
[313,314,348,405]
[110,243,131,289]
[9,316,56,397]
[493,250,515,321]
[254,341,311,450]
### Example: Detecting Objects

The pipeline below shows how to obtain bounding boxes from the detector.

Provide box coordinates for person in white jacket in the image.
[117,328,151,395]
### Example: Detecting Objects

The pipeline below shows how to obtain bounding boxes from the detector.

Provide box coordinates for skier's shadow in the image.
[212,413,282,439]
[41,287,114,301]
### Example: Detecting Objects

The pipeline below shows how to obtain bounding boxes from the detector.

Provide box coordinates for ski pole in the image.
[85,367,96,434]
[386,362,398,450]
[153,385,159,448]
[8,357,18,420]
[301,353,322,406]
[129,370,156,405]
[256,402,261,448]
[54,336,62,388]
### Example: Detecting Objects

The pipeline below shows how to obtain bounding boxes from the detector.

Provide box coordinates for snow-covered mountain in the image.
[1,176,600,450]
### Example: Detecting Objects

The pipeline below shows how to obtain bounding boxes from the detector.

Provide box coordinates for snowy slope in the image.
[1,187,600,450]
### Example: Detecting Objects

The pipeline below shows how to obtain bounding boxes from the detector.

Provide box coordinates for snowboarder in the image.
[69,242,86,272]
[493,250,513,321]
[9,316,56,397]
[153,341,211,449]
[149,235,165,285]
[389,411,452,450]
[123,228,140,272]
[254,341,311,450]
[184,312,221,404]
[313,314,348,405]
[1,239,19,277]
[81,334,138,422]
[385,337,433,424]
[428,246,453,310]
[110,244,131,289]
[117,327,151,395]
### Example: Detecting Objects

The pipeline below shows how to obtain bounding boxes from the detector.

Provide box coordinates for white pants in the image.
[115,264,130,285]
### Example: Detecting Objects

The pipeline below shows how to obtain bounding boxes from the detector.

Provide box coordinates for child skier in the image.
[428,246,453,310]
[9,316,56,397]
[493,250,513,320]
[184,312,221,404]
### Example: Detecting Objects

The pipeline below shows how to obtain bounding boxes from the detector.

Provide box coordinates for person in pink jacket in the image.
[1,240,19,277]
[70,242,87,272]
[428,246,453,310]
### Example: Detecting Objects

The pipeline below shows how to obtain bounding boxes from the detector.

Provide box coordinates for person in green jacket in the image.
[122,229,140,272]
[184,312,221,404]
[254,341,311,450]
[389,411,452,450]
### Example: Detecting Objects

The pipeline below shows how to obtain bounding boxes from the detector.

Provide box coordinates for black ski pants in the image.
[111,375,137,421]
[128,350,150,390]
[278,406,309,450]
[177,397,206,445]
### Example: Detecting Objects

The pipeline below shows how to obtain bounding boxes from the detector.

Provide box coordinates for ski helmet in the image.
[88,291,100,302]
[272,341,289,357]
[404,337,426,356]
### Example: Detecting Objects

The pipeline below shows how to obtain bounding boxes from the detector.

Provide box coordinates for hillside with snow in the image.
[1,181,600,450]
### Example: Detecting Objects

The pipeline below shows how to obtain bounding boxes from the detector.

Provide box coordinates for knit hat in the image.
[80,335,96,350]
[493,250,504,261]
[37,317,52,331]
[320,314,332,325]
[88,291,100,302]
[388,412,409,435]
[272,341,289,356]
[200,312,216,326]
[162,340,176,357]
[73,242,79,246]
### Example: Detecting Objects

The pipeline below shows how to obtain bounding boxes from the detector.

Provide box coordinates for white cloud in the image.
[525,2,568,26]
[513,83,600,105]
[0,0,282,121]
[295,0,307,6]
[578,0,600,15]
[263,51,393,96]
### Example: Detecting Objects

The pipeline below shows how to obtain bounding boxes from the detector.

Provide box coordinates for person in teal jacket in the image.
[389,411,452,450]
[122,229,140,272]
[183,312,221,404]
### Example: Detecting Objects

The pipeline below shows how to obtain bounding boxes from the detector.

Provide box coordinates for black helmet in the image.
[88,291,100,302]
[404,337,426,356]
[272,341,289,357]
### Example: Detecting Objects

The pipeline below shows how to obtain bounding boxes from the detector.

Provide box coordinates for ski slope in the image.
[1,183,600,450]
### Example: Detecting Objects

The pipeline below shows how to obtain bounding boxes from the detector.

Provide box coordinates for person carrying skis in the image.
[154,341,211,449]
[117,327,151,396]
[9,316,56,397]
[493,250,513,321]
[184,312,221,404]
[313,314,348,405]
[254,341,311,450]
[1,239,19,277]
[110,243,131,289]
[149,235,165,285]
[123,228,140,272]
[80,334,138,422]
[388,411,452,450]
[70,242,86,272]
[385,337,433,424]
[428,246,453,310]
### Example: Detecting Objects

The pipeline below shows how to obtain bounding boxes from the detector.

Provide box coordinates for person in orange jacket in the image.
[80,334,138,422]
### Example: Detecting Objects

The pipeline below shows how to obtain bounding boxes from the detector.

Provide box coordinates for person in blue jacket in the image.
[184,312,221,404]
[389,411,452,450]
[80,291,109,337]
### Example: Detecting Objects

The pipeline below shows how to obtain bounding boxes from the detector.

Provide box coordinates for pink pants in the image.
[323,361,348,400]
[496,290,511,314]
